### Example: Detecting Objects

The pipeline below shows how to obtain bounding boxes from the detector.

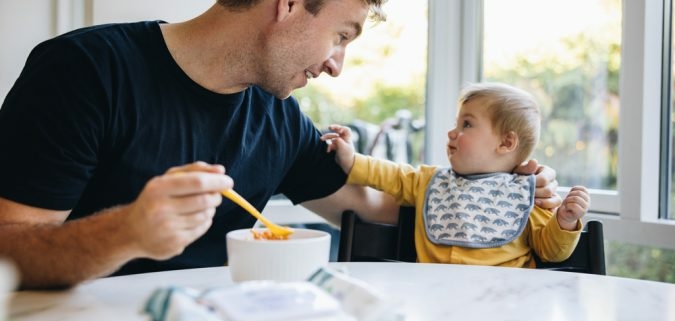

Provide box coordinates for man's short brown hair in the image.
[216,0,387,22]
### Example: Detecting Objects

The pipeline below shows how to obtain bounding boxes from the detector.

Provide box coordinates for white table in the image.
[8,262,675,321]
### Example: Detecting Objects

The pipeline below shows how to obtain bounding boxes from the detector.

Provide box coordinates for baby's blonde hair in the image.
[458,82,541,164]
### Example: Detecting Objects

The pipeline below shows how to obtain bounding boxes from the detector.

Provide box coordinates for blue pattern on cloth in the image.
[422,169,535,248]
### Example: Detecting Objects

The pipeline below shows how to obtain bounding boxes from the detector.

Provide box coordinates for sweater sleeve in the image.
[347,154,435,206]
[528,206,583,262]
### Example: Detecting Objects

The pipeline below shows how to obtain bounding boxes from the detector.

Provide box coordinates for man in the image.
[0,0,560,289]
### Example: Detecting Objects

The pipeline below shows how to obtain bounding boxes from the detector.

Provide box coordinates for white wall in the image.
[90,0,213,24]
[0,0,54,101]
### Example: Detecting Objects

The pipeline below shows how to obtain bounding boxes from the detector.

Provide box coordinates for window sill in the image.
[586,212,675,250]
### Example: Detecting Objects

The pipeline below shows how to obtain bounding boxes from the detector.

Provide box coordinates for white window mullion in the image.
[460,0,482,84]
[618,0,662,223]
[53,0,92,35]
[426,0,482,165]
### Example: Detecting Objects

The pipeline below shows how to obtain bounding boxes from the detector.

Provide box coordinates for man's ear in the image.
[276,0,299,22]
[498,131,519,154]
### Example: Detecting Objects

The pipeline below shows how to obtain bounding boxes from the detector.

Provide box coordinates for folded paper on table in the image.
[143,267,403,321]
[307,267,398,321]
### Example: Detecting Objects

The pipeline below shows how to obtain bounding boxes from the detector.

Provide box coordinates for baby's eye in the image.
[462,120,472,128]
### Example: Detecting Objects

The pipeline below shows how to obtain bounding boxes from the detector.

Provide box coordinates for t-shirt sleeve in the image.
[347,153,423,205]
[0,38,106,210]
[275,112,347,205]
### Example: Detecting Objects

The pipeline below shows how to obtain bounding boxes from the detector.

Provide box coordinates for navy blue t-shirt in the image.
[0,21,347,275]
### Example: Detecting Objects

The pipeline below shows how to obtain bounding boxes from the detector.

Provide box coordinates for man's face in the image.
[259,0,369,99]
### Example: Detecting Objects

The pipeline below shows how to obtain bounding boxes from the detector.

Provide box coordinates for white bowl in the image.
[226,228,331,282]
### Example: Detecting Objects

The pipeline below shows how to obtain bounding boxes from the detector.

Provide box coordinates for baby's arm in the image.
[556,186,590,230]
[320,124,357,174]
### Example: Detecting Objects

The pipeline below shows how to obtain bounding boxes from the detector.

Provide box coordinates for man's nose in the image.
[322,50,345,77]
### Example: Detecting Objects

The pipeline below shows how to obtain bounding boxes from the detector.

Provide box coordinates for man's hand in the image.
[125,161,233,259]
[514,159,562,210]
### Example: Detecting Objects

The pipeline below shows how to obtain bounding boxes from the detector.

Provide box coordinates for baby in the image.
[321,82,590,267]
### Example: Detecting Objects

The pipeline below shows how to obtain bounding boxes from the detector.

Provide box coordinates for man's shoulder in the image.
[58,21,160,41]
[33,21,161,58]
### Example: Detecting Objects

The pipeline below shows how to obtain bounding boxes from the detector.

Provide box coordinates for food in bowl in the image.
[250,229,290,240]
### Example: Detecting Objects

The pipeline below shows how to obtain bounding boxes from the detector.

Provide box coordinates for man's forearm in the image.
[0,206,139,289]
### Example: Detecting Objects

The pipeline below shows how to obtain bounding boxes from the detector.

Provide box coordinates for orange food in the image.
[251,229,289,240]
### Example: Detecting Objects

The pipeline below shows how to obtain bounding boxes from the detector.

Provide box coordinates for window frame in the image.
[427,0,675,250]
[660,0,673,220]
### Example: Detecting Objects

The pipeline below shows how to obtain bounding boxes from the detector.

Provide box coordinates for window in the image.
[478,0,622,215]
[476,0,673,282]
[426,0,675,282]
[483,0,621,192]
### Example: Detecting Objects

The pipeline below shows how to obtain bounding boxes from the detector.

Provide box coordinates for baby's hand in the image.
[320,124,353,153]
[556,186,590,231]
[319,124,357,174]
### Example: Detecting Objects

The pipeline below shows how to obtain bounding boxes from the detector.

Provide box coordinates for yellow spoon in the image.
[221,189,294,238]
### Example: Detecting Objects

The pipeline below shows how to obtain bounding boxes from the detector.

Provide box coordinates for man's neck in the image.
[159,4,261,94]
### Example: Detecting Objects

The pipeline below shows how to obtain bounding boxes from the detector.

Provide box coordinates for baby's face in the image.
[446,101,503,174]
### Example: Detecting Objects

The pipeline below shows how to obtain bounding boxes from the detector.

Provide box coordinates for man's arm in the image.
[0,162,232,289]
[0,198,142,289]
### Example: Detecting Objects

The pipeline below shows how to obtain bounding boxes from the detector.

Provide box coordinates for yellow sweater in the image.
[347,154,581,268]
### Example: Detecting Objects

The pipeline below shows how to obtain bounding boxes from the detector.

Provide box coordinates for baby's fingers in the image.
[320,132,340,141]
[564,196,590,212]
[326,125,352,139]
[327,124,347,132]
[563,202,587,217]
[567,186,590,199]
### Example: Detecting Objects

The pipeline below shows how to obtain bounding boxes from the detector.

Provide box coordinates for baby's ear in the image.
[498,131,519,154]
